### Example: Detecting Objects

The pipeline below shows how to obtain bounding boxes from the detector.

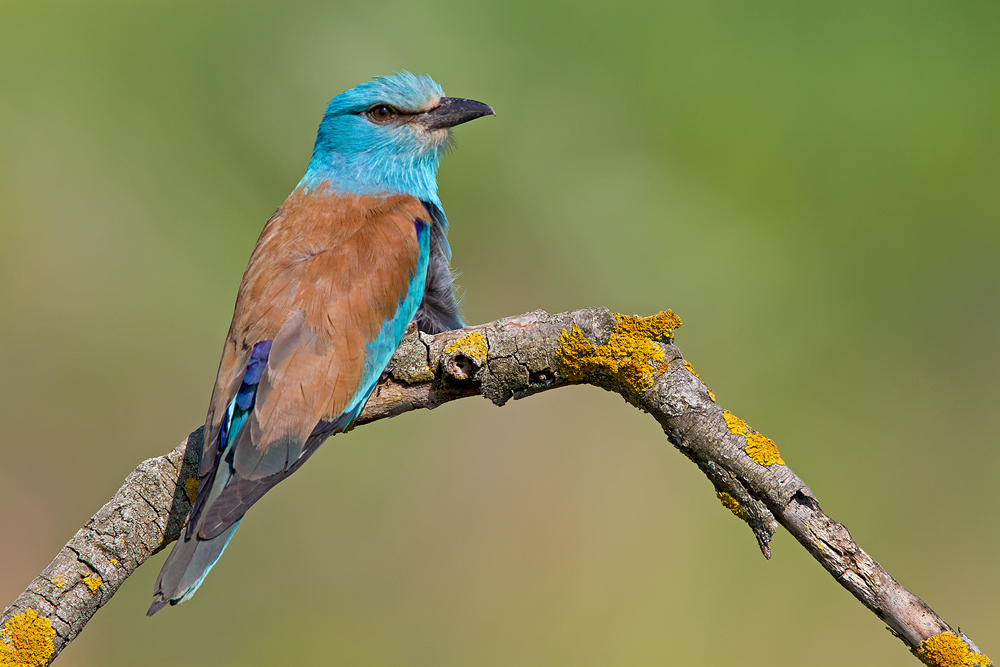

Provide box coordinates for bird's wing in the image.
[192,189,431,540]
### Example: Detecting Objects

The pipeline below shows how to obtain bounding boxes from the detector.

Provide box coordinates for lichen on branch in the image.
[557,310,682,393]
[722,409,784,466]
[0,610,56,667]
[914,632,993,667]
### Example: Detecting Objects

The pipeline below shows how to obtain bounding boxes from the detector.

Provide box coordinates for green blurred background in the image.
[1,2,998,665]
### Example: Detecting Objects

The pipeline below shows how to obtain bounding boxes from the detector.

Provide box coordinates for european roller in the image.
[147,73,493,614]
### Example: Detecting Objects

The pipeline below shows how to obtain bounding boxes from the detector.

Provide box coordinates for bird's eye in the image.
[367,105,396,122]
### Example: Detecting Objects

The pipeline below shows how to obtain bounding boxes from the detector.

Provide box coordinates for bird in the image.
[147,72,493,615]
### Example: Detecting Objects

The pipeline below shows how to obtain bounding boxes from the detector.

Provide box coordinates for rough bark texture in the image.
[1,308,991,667]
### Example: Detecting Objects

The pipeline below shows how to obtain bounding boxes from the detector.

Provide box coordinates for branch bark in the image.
[1,308,991,667]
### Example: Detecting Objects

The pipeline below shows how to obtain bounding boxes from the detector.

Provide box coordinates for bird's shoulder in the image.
[230,186,432,344]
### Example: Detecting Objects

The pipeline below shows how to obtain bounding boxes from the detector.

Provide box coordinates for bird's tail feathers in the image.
[146,519,241,616]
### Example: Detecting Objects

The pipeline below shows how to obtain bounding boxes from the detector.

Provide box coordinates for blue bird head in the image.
[301,72,494,204]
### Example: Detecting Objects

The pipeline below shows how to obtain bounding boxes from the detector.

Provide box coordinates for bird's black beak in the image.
[421,97,495,130]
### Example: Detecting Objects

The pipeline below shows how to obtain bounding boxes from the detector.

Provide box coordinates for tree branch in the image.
[1,308,991,667]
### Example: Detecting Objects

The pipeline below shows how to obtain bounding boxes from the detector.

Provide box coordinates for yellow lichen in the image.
[915,632,993,667]
[716,491,745,520]
[722,409,748,435]
[0,609,56,667]
[444,331,488,365]
[707,389,716,402]
[723,409,784,466]
[109,559,117,565]
[557,311,682,394]
[49,575,64,588]
[82,575,101,591]
[184,477,199,505]
[745,432,784,466]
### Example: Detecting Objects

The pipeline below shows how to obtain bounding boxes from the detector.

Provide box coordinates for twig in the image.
[1,308,990,666]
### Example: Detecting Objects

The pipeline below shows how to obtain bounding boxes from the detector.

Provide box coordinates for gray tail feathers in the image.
[146,520,240,616]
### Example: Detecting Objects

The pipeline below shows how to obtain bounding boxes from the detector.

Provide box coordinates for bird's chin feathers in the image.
[408,124,454,153]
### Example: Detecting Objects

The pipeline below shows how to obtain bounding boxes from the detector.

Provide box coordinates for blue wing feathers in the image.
[187,339,272,540]
[148,340,275,614]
